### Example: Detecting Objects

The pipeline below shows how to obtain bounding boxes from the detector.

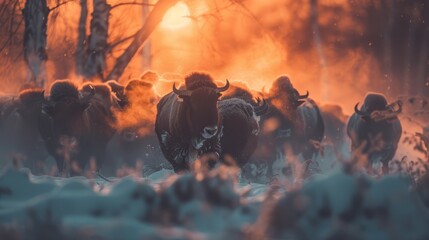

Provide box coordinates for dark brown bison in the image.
[244,76,324,181]
[219,97,268,167]
[347,93,402,173]
[319,104,348,147]
[262,76,324,160]
[155,72,229,172]
[0,89,49,172]
[81,82,121,111]
[39,80,117,176]
[221,82,258,105]
[106,79,166,175]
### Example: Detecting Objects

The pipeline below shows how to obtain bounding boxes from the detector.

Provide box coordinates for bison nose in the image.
[202,126,218,138]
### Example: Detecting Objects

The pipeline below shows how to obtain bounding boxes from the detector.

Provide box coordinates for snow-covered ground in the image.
[1,160,429,240]
[0,96,427,239]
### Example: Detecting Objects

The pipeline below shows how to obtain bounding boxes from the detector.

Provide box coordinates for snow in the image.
[267,170,429,240]
[0,162,428,240]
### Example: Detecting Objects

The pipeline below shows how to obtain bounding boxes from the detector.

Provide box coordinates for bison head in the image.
[173,76,229,148]
[8,89,47,139]
[41,81,95,135]
[270,76,309,109]
[16,88,46,119]
[290,89,309,108]
[354,93,402,122]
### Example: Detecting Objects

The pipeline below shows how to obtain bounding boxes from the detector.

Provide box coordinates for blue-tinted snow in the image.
[0,165,428,240]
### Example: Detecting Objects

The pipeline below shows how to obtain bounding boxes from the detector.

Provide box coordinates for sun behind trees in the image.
[0,0,428,108]
[1,0,181,88]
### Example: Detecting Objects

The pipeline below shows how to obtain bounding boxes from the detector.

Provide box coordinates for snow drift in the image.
[0,166,428,240]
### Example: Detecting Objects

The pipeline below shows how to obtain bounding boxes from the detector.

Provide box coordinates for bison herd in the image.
[0,72,404,178]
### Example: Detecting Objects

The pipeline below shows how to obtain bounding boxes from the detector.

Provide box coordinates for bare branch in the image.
[0,0,22,54]
[110,1,154,10]
[7,0,19,46]
[187,2,235,21]
[0,18,23,53]
[230,0,265,30]
[13,48,24,62]
[49,0,75,12]
[107,32,137,53]
[107,0,179,80]
[0,0,13,18]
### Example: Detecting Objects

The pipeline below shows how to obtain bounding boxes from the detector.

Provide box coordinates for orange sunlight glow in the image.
[160,2,192,30]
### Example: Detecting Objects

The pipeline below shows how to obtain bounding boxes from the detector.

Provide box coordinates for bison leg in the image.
[380,144,396,175]
[93,143,108,172]
[198,133,222,168]
[158,131,190,172]
[380,156,392,175]
[381,161,389,174]
[49,149,65,176]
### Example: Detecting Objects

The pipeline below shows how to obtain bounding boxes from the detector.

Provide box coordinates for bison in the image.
[221,82,259,105]
[81,82,121,111]
[319,104,348,149]
[0,89,49,172]
[219,97,268,167]
[39,80,117,176]
[106,78,167,175]
[347,93,402,174]
[263,76,324,160]
[243,76,324,181]
[155,72,229,172]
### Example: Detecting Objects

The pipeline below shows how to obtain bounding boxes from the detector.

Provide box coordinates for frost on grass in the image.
[0,162,429,240]
[264,170,429,240]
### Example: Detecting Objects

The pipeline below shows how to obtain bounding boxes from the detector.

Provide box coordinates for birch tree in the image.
[141,0,151,70]
[22,0,49,88]
[83,0,111,80]
[76,0,88,76]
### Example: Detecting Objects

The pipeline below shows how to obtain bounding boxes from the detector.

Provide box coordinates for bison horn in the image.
[298,90,309,99]
[216,79,230,93]
[172,83,192,97]
[354,102,369,116]
[254,98,269,116]
[386,100,403,114]
[395,101,403,114]
[81,84,95,103]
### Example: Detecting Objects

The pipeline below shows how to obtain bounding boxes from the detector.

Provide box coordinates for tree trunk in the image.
[141,0,151,71]
[22,0,49,88]
[107,0,179,81]
[83,0,111,80]
[76,0,88,76]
